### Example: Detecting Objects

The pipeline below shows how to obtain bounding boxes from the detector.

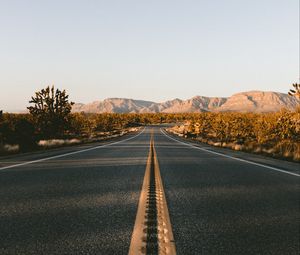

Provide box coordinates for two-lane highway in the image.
[0,127,299,254]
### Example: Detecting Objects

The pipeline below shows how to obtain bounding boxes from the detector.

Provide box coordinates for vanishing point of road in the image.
[0,127,299,254]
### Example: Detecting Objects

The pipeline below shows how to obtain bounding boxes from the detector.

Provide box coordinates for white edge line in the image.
[160,128,300,177]
[0,127,146,171]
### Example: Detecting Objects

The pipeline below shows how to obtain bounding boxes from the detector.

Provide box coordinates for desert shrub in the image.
[14,118,36,151]
[27,86,74,139]
[171,110,300,161]
[0,114,37,153]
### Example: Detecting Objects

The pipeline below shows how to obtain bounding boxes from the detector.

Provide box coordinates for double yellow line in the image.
[129,130,176,255]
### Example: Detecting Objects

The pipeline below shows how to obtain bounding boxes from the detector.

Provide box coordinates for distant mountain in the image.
[217,91,298,112]
[72,98,154,113]
[72,91,299,113]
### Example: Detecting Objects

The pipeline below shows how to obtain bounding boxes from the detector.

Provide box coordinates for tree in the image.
[27,86,74,138]
[288,83,300,100]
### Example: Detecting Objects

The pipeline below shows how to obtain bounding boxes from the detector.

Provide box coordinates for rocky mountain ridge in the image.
[72,91,299,113]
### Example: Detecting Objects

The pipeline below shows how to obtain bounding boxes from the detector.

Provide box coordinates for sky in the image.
[0,0,299,111]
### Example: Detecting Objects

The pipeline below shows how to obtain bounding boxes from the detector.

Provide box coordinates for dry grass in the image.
[38,139,81,148]
[0,144,20,154]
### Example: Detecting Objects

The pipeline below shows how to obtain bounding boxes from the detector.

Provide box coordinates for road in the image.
[0,127,299,254]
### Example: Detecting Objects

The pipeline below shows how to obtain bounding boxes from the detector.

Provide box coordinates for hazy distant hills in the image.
[72,91,299,113]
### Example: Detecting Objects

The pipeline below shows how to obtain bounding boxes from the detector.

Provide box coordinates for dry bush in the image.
[169,111,300,161]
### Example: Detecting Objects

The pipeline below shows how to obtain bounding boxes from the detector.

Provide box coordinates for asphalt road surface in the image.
[0,127,299,255]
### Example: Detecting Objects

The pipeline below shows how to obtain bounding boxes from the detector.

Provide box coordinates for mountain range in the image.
[72,91,299,113]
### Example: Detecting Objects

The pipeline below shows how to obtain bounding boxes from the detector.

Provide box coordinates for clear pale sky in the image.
[0,0,299,111]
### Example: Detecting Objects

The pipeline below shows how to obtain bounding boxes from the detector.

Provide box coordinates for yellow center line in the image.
[129,129,176,255]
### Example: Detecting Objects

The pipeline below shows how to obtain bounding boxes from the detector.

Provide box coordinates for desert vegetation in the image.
[0,85,190,155]
[288,83,300,99]
[1,85,299,160]
[167,109,300,162]
[167,84,300,162]
[27,86,74,139]
[0,86,140,155]
[1,109,299,161]
[0,110,190,155]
